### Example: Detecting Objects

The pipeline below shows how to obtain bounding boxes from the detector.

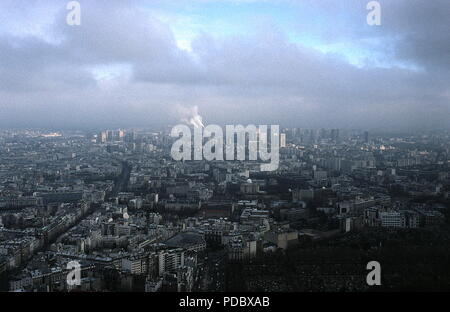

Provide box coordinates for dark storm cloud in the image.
[0,0,448,129]
[380,0,450,72]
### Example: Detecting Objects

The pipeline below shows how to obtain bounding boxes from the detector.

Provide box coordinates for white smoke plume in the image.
[175,105,205,128]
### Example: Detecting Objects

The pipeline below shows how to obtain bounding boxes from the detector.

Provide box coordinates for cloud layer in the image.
[0,0,448,130]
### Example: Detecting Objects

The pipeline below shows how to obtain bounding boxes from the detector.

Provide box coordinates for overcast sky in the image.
[0,0,449,130]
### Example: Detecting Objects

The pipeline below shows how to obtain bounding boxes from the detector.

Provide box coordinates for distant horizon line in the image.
[1,126,450,135]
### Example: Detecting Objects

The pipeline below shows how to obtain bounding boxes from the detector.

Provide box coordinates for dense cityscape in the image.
[1,0,449,301]
[1,127,449,292]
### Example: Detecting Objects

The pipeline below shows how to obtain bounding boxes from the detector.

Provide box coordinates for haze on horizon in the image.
[0,0,449,131]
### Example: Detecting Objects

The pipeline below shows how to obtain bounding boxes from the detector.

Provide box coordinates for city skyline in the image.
[1,126,450,293]
[1,0,450,297]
